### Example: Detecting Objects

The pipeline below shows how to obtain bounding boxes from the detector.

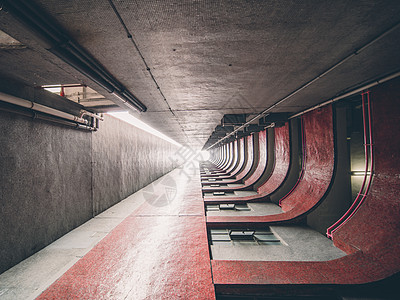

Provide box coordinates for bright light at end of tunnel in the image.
[196,150,210,161]
[107,111,182,147]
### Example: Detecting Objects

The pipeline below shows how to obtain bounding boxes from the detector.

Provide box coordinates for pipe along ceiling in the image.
[2,0,147,113]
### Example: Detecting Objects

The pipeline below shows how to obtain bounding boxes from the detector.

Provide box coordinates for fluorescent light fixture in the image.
[43,86,61,94]
[107,111,182,147]
[351,171,371,176]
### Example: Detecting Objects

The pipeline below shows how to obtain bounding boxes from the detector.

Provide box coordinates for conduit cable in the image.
[206,21,400,150]
[326,91,374,238]
[107,0,189,142]
[107,0,174,115]
[0,91,96,128]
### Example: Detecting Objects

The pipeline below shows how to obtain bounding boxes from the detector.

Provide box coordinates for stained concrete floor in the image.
[0,185,149,300]
[0,164,214,300]
[210,224,347,261]
[207,202,346,261]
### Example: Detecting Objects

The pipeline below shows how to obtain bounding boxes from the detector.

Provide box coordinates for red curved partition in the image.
[223,140,239,175]
[202,140,239,178]
[211,79,400,287]
[202,138,245,181]
[207,105,334,225]
[209,144,229,171]
[202,130,267,192]
[204,123,290,204]
[216,143,233,171]
[202,143,234,176]
[202,135,254,186]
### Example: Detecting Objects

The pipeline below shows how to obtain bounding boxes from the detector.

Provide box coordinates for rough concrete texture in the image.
[36,164,215,299]
[0,170,180,300]
[210,224,346,261]
[92,115,179,215]
[0,111,92,274]
[1,1,399,149]
[307,104,352,234]
[0,112,179,274]
[210,78,400,287]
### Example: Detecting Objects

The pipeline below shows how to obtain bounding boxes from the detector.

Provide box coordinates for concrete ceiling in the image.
[1,0,400,149]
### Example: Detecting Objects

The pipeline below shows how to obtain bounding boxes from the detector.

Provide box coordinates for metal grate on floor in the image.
[206,203,251,212]
[209,227,281,246]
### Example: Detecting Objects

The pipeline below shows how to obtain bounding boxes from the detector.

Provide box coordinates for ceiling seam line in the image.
[107,0,189,143]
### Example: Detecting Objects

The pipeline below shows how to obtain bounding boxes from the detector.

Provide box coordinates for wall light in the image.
[107,111,182,147]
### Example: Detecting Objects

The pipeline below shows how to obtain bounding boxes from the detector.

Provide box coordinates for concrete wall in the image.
[307,104,352,234]
[269,119,301,204]
[0,111,179,274]
[92,115,179,215]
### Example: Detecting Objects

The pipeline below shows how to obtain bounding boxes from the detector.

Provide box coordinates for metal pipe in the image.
[80,110,104,121]
[206,20,400,150]
[0,101,95,131]
[0,91,88,124]
[326,91,374,238]
[290,70,400,119]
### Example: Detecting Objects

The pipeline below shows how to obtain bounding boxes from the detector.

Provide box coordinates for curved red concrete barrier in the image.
[203,130,268,192]
[223,140,239,174]
[207,105,334,225]
[216,143,233,171]
[202,138,246,181]
[211,79,400,287]
[202,142,237,177]
[204,123,290,204]
[202,139,238,178]
[202,134,255,186]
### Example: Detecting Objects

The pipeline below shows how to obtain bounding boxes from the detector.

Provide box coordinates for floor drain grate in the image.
[206,203,251,211]
[209,227,281,245]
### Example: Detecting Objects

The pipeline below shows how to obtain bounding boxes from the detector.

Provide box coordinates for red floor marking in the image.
[38,171,215,299]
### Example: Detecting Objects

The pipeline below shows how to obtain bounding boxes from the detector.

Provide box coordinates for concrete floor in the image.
[0,180,150,300]
[210,224,347,261]
[206,202,283,216]
[0,164,214,300]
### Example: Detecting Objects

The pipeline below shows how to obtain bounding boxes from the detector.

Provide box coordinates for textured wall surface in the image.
[0,112,92,274]
[210,78,400,288]
[0,112,179,274]
[307,104,352,234]
[207,106,335,226]
[258,123,290,195]
[92,115,179,214]
[243,130,267,186]
[280,105,334,212]
[224,140,238,174]
[269,119,301,204]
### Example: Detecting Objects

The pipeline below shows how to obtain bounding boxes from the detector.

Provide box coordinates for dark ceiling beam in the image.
[1,0,147,113]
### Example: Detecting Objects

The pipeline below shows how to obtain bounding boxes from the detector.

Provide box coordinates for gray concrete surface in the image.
[211,224,346,261]
[92,114,180,215]
[1,1,399,149]
[0,168,174,300]
[0,111,179,274]
[0,110,92,275]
